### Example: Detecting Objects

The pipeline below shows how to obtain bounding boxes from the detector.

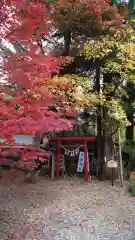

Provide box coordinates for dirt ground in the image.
[0,173,135,240]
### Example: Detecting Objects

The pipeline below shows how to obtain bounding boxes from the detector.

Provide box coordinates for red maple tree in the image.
[0,1,76,142]
[0,0,79,171]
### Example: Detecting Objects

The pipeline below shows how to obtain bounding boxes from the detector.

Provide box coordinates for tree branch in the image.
[37,40,44,55]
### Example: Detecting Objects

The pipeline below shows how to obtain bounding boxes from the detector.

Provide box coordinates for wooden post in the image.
[107,160,118,186]
[84,141,88,181]
[61,155,65,178]
[119,128,124,188]
[112,168,115,186]
[56,141,60,180]
[51,152,55,180]
[0,167,2,178]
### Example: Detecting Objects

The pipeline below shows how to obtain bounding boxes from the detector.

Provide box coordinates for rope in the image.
[60,144,84,153]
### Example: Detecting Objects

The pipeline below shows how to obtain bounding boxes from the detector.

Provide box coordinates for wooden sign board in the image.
[107,160,118,168]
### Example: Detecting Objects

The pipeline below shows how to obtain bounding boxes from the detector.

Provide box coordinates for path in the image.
[0,176,135,239]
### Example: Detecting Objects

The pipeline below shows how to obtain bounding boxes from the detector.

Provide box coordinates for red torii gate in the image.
[51,136,96,181]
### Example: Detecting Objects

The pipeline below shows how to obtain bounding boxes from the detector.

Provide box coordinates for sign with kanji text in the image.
[77,151,89,172]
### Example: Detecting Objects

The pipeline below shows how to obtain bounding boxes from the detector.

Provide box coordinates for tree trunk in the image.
[102,73,116,180]
[102,106,116,180]
[63,30,71,56]
[95,62,104,180]
[97,107,104,180]
[126,109,134,143]
[103,135,116,180]
[126,81,134,144]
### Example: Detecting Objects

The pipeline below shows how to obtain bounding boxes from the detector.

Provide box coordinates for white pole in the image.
[119,127,124,187]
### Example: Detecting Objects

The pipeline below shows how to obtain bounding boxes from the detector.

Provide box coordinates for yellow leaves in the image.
[46,74,128,125]
[88,92,105,106]
[114,27,135,43]
[128,73,135,83]
[102,61,122,74]
[74,86,84,101]
[54,74,91,91]
[81,91,128,124]
[83,27,135,74]
[116,42,135,73]
[127,63,135,72]
[119,43,135,60]
[105,99,127,123]
[76,91,127,124]
[47,74,93,110]
[83,38,115,61]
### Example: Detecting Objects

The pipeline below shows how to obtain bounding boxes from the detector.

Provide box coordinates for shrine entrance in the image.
[50,137,96,181]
